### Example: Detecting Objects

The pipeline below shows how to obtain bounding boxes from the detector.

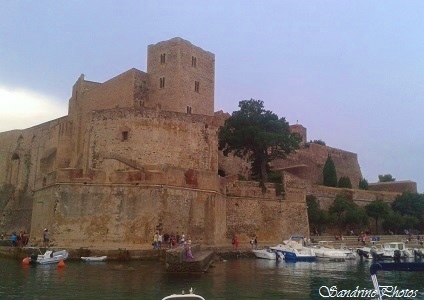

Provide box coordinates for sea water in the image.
[1,257,424,299]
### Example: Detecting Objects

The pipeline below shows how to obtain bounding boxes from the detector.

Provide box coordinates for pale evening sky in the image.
[1,1,423,192]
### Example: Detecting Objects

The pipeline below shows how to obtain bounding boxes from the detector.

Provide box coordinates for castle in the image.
[0,38,417,246]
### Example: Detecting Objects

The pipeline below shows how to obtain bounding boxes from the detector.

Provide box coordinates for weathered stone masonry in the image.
[0,37,414,247]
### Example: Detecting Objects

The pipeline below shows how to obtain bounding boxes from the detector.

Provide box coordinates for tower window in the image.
[160,53,166,64]
[122,131,129,141]
[192,56,197,67]
[160,77,165,88]
[194,81,200,92]
[186,106,192,114]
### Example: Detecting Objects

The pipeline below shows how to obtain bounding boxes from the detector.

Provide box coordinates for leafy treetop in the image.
[218,99,302,182]
[378,174,396,182]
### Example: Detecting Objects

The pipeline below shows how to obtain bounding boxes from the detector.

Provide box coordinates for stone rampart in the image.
[307,185,400,210]
[89,108,219,173]
[369,181,417,193]
[30,183,227,248]
[225,175,308,244]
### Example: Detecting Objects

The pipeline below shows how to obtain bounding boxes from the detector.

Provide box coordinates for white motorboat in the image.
[358,242,412,260]
[252,248,284,260]
[81,256,107,262]
[378,242,413,260]
[270,235,316,262]
[311,241,357,261]
[29,249,69,265]
[162,288,205,300]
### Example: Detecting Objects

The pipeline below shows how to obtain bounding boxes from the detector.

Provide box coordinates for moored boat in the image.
[162,288,205,300]
[252,248,284,260]
[370,262,424,300]
[270,235,316,262]
[81,256,107,262]
[27,248,69,265]
[311,241,356,261]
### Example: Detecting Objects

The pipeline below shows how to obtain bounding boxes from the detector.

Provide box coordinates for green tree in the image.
[378,174,396,182]
[358,178,369,190]
[218,99,302,182]
[306,195,329,234]
[382,212,404,234]
[338,176,352,188]
[323,155,337,187]
[344,205,368,232]
[391,192,424,230]
[365,200,390,234]
[310,139,326,146]
[329,194,352,234]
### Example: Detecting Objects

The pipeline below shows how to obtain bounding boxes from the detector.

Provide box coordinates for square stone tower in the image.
[147,37,215,116]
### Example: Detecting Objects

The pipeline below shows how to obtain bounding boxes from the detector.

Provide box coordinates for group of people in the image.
[152,231,195,259]
[152,231,191,250]
[9,231,29,247]
[249,237,258,249]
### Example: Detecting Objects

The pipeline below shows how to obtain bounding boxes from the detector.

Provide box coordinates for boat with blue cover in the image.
[270,235,315,262]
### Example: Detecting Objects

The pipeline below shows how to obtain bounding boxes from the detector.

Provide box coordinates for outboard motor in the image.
[30,254,38,265]
[414,249,424,259]
[357,249,368,259]
[370,248,381,260]
[393,250,401,261]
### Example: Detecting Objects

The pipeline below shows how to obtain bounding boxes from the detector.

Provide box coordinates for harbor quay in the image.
[0,242,256,273]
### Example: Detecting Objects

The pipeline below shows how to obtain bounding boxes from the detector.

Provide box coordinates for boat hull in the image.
[81,256,108,262]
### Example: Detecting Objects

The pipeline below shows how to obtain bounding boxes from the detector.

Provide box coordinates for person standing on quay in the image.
[234,236,239,250]
[43,229,49,248]
[254,237,258,249]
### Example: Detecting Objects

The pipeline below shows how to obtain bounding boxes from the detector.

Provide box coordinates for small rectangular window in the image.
[186,106,192,114]
[122,131,129,141]
[192,56,197,67]
[194,81,200,92]
[160,77,165,88]
[160,53,166,64]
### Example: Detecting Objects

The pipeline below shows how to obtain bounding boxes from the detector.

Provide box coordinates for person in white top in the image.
[158,233,163,249]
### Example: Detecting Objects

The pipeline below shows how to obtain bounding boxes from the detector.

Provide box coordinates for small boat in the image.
[370,262,424,300]
[311,241,354,261]
[270,235,316,262]
[252,248,284,260]
[359,242,413,260]
[162,288,205,300]
[28,249,69,265]
[81,256,107,262]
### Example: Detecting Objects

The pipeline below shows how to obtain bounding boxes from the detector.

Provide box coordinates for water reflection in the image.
[1,257,424,299]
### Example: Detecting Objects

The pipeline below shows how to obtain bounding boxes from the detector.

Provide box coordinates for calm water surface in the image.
[1,257,424,299]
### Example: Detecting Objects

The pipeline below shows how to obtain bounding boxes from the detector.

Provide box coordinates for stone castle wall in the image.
[30,184,227,247]
[225,172,308,243]
[272,143,362,187]
[0,37,416,247]
[89,108,219,173]
[369,181,417,193]
[0,117,68,233]
[307,185,399,210]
